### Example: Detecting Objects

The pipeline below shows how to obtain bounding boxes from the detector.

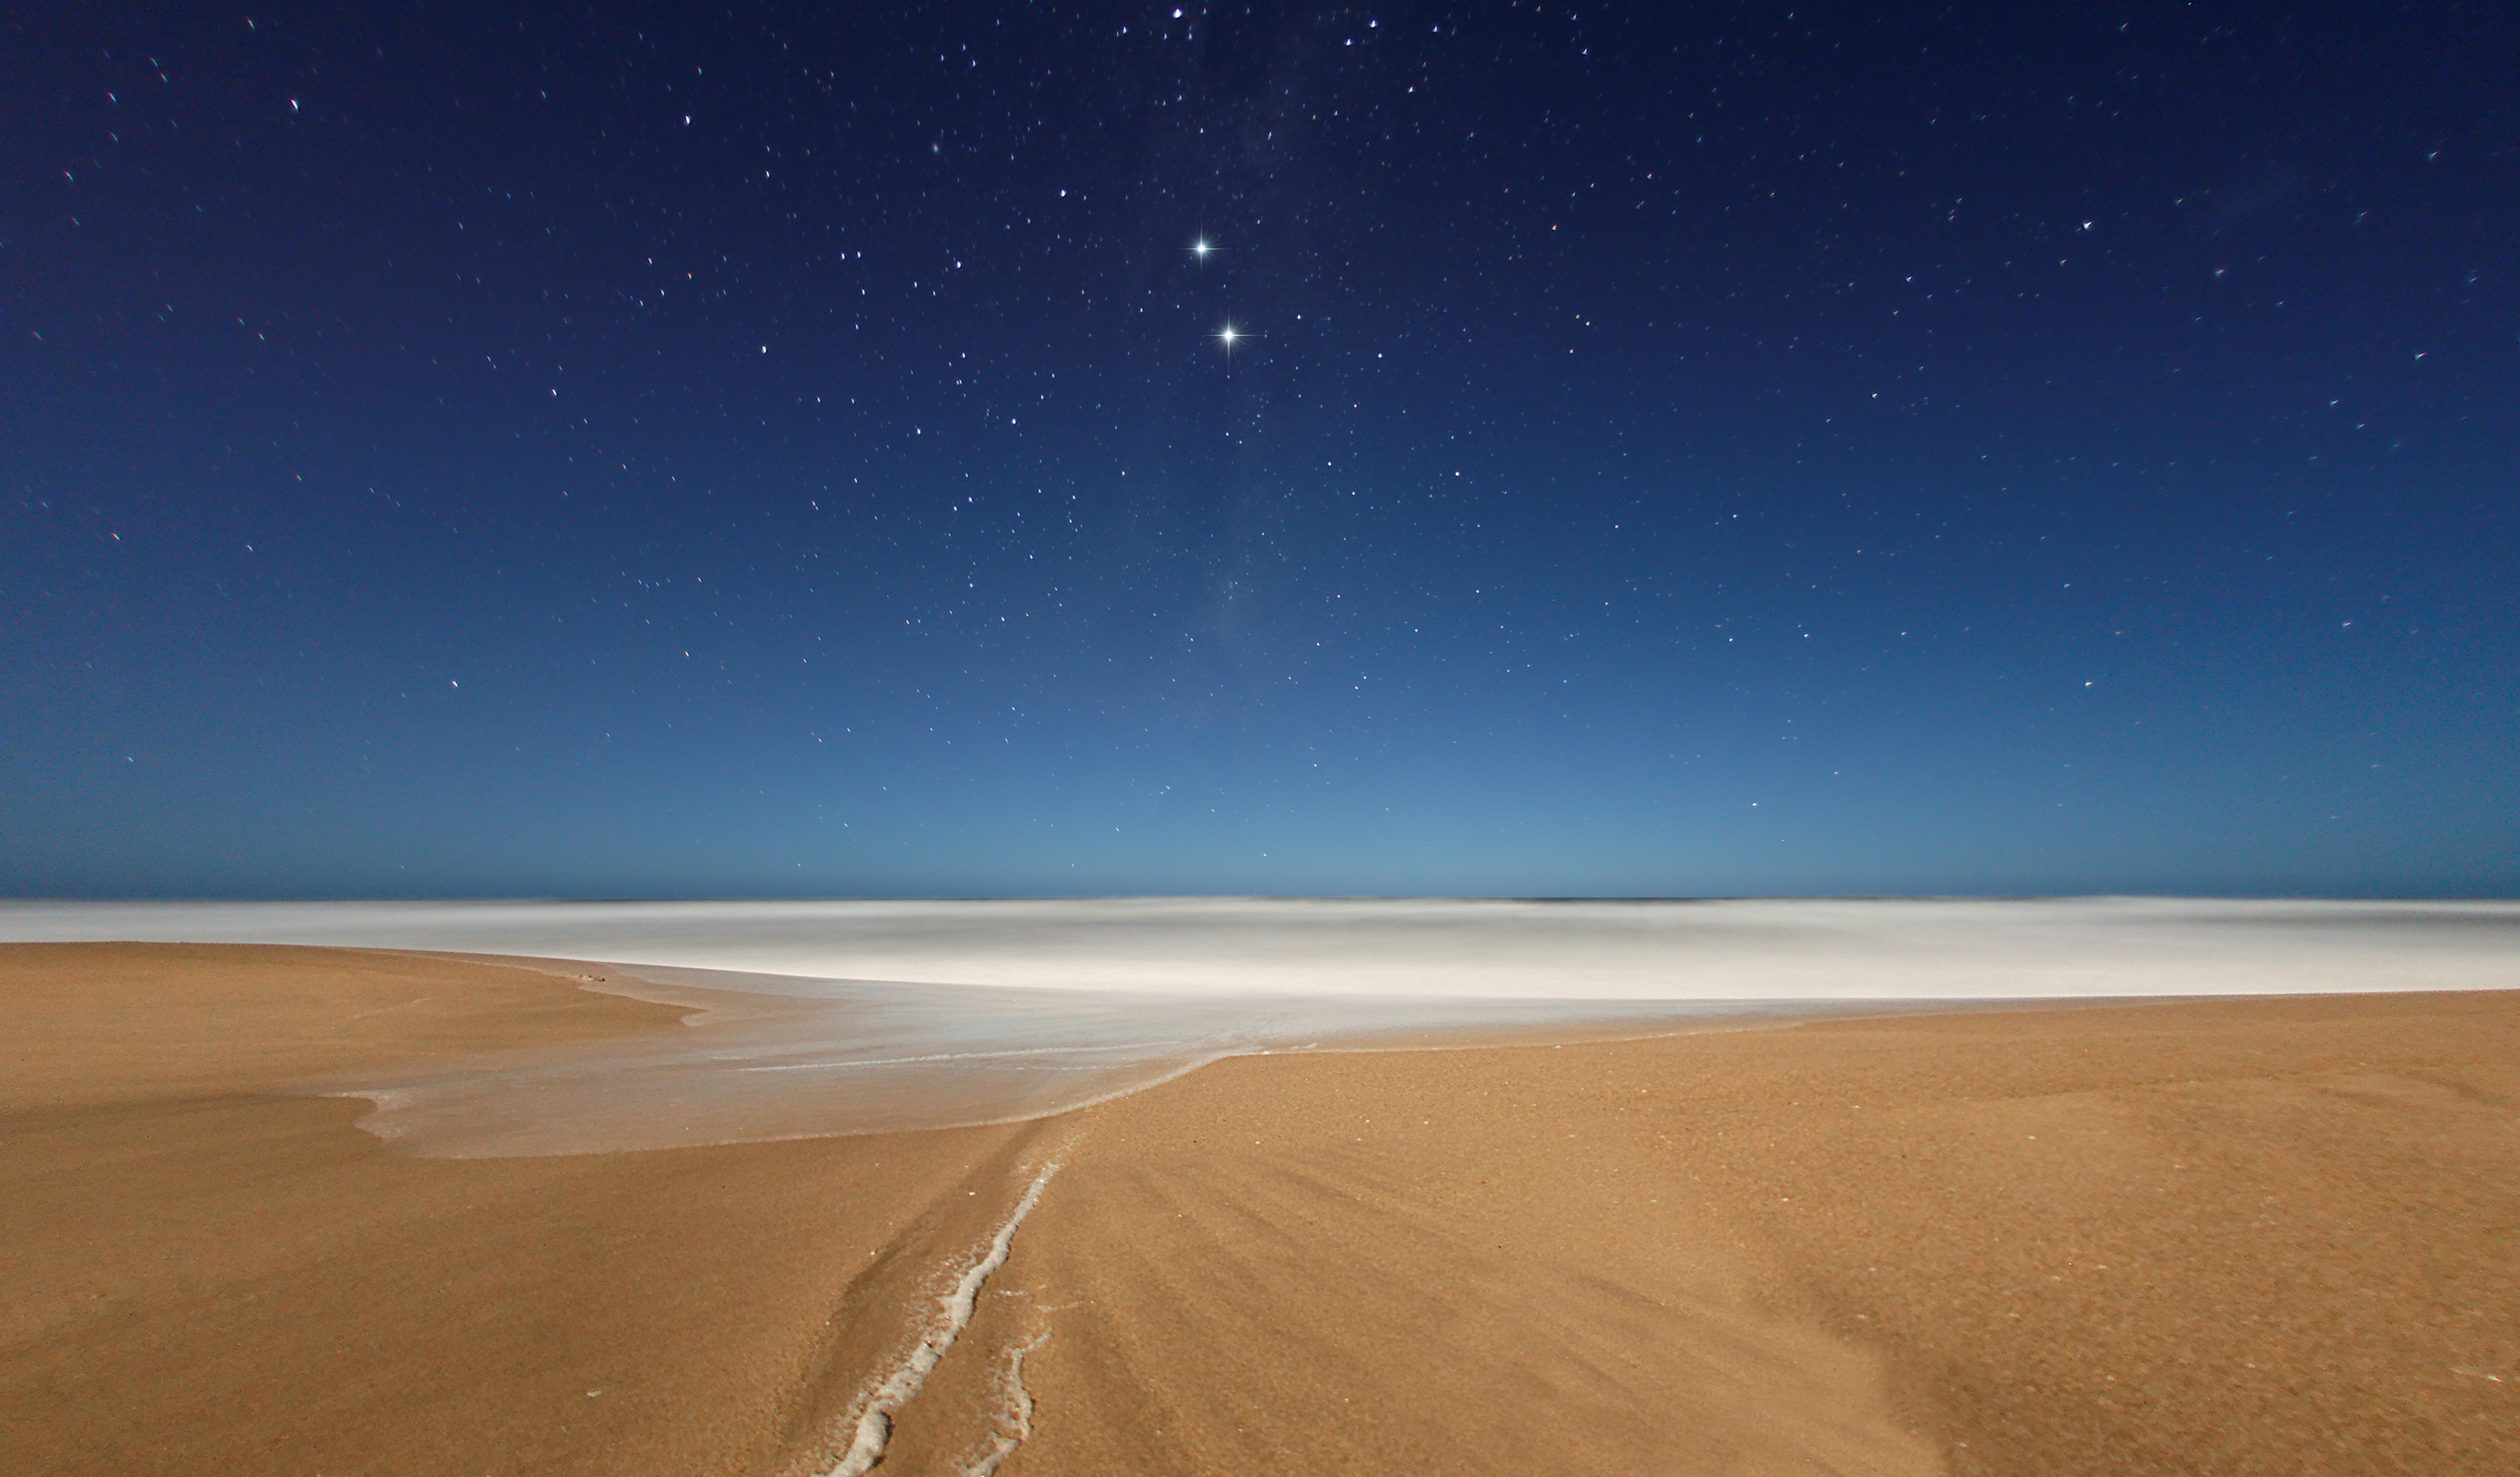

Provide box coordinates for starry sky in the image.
[5,2,2514,899]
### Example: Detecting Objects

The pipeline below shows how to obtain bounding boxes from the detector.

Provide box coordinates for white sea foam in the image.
[824,1160,1059,1477]
[964,1329,1051,1477]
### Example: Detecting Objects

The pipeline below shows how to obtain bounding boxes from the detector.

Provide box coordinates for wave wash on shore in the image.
[3,897,2513,1155]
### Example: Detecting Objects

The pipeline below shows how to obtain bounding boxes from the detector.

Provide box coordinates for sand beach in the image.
[5,940,2516,1475]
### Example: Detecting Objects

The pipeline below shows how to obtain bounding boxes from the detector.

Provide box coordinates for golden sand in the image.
[5,943,2514,1475]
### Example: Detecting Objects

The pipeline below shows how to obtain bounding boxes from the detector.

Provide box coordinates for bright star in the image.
[1191,237,1214,259]
[1216,322,1240,354]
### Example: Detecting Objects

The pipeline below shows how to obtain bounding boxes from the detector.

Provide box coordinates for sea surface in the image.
[5,897,2513,1154]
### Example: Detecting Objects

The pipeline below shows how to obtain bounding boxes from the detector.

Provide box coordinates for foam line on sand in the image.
[822,1160,1061,1477]
[964,1329,1051,1477]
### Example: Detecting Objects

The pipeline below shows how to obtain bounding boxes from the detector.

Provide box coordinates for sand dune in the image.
[6,942,2516,1475]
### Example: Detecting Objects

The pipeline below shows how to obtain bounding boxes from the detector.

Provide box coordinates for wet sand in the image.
[6,943,2516,1475]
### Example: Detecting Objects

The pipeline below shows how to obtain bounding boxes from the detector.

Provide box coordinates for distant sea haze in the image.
[3,896,2513,1000]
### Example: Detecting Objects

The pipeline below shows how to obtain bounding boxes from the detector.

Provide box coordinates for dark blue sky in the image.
[6,1,2514,897]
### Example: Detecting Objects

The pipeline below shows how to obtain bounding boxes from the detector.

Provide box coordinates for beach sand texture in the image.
[6,942,2516,1474]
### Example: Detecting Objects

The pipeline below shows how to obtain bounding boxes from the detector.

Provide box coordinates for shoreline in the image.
[318,951,2052,1159]
[326,948,2323,1159]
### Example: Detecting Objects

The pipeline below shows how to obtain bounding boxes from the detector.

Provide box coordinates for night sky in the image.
[6,2,2514,899]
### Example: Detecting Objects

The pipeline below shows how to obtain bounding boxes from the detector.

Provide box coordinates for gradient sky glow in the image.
[5,2,2514,898]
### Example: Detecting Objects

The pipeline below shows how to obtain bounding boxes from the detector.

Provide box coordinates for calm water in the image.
[6,897,2512,1154]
